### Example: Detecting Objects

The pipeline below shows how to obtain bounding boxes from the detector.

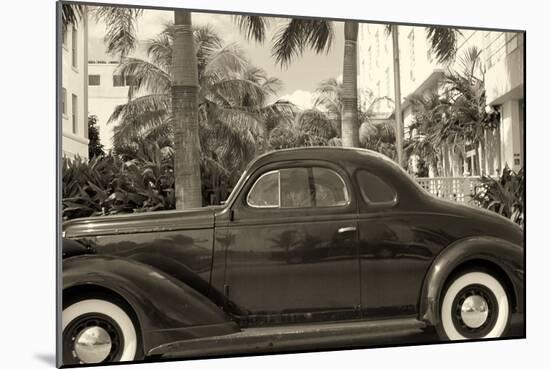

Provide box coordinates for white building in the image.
[484,32,524,172]
[357,24,524,177]
[87,36,136,151]
[61,13,89,159]
[87,32,149,151]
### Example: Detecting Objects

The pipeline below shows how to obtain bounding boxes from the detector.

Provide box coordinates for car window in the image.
[280,168,313,208]
[247,170,280,207]
[356,170,397,204]
[247,167,349,209]
[310,167,349,207]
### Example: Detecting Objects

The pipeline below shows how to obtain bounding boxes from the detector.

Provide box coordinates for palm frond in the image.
[92,6,143,57]
[62,3,84,27]
[272,19,333,67]
[456,46,484,81]
[203,43,250,78]
[425,27,461,64]
[110,94,171,146]
[146,32,173,70]
[117,57,171,98]
[234,15,269,42]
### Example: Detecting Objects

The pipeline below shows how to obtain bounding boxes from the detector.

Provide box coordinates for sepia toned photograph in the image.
[58,1,525,366]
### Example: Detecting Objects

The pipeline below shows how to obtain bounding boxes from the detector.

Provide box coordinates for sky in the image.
[88,9,345,110]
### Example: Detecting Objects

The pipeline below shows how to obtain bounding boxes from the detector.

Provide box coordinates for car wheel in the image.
[437,271,510,340]
[62,298,140,365]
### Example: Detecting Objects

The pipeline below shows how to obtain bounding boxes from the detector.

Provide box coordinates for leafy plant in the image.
[62,143,176,220]
[472,166,524,226]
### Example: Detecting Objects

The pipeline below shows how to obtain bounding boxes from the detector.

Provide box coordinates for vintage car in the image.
[61,147,524,365]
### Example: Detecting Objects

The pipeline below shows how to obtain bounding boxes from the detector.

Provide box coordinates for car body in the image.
[61,147,524,365]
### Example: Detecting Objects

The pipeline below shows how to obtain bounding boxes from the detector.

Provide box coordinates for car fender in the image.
[62,254,240,353]
[419,236,524,326]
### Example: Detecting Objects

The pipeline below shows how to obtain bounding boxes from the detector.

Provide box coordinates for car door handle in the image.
[338,226,357,234]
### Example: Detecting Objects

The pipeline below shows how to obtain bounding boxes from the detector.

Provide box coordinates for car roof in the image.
[248,146,396,169]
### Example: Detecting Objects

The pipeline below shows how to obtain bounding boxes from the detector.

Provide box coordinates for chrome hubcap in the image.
[460,295,489,329]
[74,326,112,363]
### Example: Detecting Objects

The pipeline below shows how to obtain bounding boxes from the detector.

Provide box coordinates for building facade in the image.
[61,13,89,159]
[87,54,131,151]
[484,32,525,172]
[357,24,524,178]
[87,34,146,151]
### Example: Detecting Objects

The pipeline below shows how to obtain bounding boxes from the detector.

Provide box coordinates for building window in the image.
[71,94,78,134]
[71,26,78,68]
[113,74,136,87]
[408,30,415,82]
[113,75,124,87]
[61,88,67,116]
[125,75,137,86]
[62,25,68,48]
[88,75,101,86]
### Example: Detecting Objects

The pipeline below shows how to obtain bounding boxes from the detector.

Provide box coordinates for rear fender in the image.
[419,236,524,326]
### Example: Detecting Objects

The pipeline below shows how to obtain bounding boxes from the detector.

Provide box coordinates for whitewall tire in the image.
[439,271,510,340]
[62,299,138,364]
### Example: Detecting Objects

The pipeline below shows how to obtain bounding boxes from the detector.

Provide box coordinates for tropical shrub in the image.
[62,143,176,220]
[472,166,524,226]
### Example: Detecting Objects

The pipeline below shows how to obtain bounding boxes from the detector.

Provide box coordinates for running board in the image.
[148,318,427,358]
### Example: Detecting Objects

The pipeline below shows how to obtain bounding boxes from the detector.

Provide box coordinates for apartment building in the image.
[61,13,89,159]
[358,24,524,177]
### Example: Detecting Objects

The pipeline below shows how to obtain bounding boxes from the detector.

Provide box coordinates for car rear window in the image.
[356,170,396,205]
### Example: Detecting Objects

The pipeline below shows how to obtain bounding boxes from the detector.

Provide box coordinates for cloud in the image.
[279,90,315,110]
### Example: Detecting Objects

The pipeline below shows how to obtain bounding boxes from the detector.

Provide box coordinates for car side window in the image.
[247,170,280,208]
[246,167,349,209]
[280,168,313,208]
[356,170,397,205]
[310,167,349,207]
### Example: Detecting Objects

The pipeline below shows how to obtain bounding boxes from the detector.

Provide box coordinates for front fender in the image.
[63,255,240,353]
[419,236,524,326]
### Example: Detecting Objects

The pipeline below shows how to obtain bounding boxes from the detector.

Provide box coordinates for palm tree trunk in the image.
[172,11,202,209]
[341,21,359,147]
[391,25,404,167]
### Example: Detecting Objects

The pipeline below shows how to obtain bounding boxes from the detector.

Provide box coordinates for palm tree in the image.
[341,22,360,147]
[404,91,449,176]
[314,78,395,157]
[237,17,360,147]
[110,24,294,203]
[313,78,343,129]
[406,47,498,177]
[171,11,201,209]
[268,109,338,149]
[386,25,461,168]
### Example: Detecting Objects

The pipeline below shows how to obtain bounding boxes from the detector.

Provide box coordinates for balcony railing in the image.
[415,176,482,205]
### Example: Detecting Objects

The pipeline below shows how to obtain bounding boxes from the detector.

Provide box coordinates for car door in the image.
[218,161,361,325]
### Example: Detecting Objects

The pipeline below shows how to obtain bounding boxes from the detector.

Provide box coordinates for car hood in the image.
[63,207,217,238]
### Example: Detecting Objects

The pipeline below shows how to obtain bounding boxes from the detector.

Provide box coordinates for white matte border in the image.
[0,0,545,368]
